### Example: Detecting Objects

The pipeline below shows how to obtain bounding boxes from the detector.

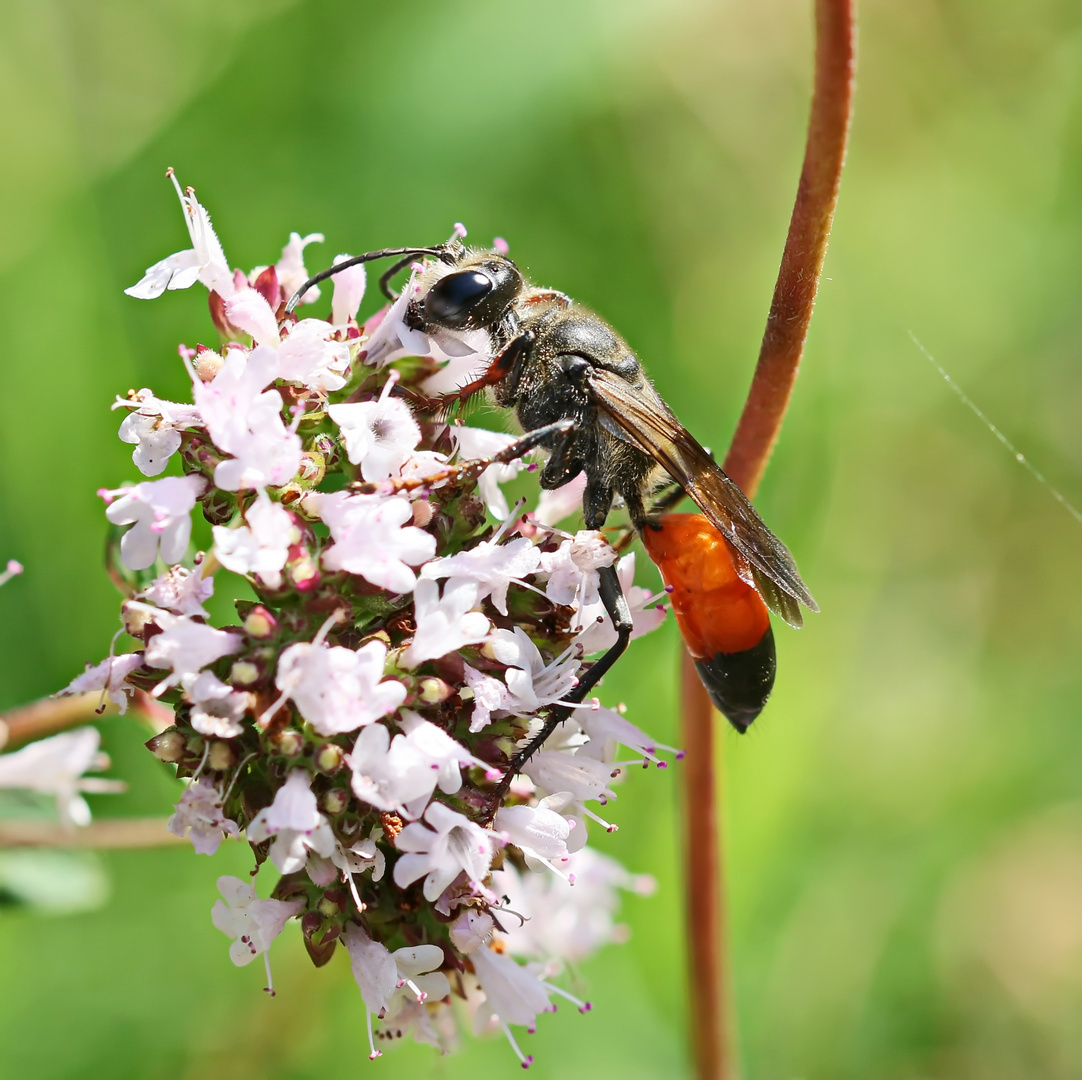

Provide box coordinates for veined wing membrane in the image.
[587,368,818,626]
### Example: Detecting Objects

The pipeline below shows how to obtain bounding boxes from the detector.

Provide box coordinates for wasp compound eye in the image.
[424,270,494,327]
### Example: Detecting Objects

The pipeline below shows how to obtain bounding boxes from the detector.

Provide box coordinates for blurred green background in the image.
[2,0,1082,1076]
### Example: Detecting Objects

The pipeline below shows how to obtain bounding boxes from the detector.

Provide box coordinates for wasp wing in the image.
[586,368,818,628]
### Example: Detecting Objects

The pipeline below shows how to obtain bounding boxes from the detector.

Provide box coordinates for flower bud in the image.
[201,490,236,526]
[297,451,326,488]
[418,677,454,704]
[306,432,338,469]
[208,741,235,772]
[230,660,261,686]
[180,433,224,477]
[287,551,321,592]
[193,347,224,381]
[315,743,345,775]
[241,605,279,639]
[321,788,350,815]
[146,729,184,763]
[269,729,304,758]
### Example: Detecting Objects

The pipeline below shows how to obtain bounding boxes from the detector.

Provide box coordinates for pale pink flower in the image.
[494,803,572,874]
[522,749,619,807]
[102,475,206,571]
[401,579,491,668]
[212,492,297,589]
[397,710,498,806]
[181,670,250,738]
[327,383,422,481]
[487,626,580,713]
[275,638,406,737]
[125,171,235,299]
[276,319,351,392]
[59,652,144,714]
[142,609,242,692]
[275,231,324,303]
[211,875,304,966]
[191,345,302,491]
[463,663,508,733]
[168,777,241,854]
[247,770,336,874]
[470,946,553,1030]
[0,728,125,827]
[114,390,201,477]
[532,473,587,527]
[329,253,367,325]
[139,565,214,618]
[393,801,500,901]
[348,722,435,816]
[311,491,436,594]
[420,535,540,616]
[539,530,617,607]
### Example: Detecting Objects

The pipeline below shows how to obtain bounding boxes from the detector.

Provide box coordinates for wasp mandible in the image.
[289,241,818,768]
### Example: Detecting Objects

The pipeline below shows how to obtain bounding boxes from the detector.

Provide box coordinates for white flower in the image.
[181,670,250,738]
[451,427,527,521]
[572,552,667,656]
[487,626,580,713]
[577,704,680,767]
[329,253,367,325]
[539,530,617,607]
[401,579,491,668]
[211,875,304,966]
[138,565,214,618]
[342,923,450,1059]
[225,290,351,392]
[168,777,241,854]
[277,319,351,391]
[328,384,422,481]
[397,710,499,809]
[275,231,324,304]
[225,287,280,346]
[522,749,618,807]
[492,848,654,964]
[247,770,336,875]
[463,663,508,733]
[393,801,500,901]
[142,609,242,692]
[191,345,302,491]
[494,803,572,874]
[420,535,540,616]
[348,722,436,816]
[471,946,553,1029]
[0,728,125,827]
[114,390,201,477]
[275,638,406,737]
[212,492,297,589]
[102,475,206,571]
[311,491,436,594]
[331,833,386,883]
[449,908,495,954]
[125,170,235,299]
[59,652,144,714]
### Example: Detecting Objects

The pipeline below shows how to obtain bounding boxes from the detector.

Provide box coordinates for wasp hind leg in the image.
[496,483,634,793]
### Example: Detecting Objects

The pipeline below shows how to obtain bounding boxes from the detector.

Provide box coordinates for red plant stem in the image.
[680,4,855,1079]
[0,690,173,751]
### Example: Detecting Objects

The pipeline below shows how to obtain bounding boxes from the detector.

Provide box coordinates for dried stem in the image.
[680,3,855,1079]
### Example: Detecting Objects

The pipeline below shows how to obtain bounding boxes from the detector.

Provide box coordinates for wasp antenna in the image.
[284,245,451,313]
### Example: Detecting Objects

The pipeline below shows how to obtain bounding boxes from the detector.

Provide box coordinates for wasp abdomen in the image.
[641,512,777,731]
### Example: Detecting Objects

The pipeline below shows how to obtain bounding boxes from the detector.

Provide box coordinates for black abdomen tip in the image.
[694,626,777,733]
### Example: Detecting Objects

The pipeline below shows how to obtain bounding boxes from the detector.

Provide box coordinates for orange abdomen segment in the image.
[641,513,776,731]
[640,513,770,658]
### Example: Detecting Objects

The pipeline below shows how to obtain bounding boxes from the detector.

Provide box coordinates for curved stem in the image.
[723,0,856,498]
[0,690,173,751]
[0,817,186,848]
[680,4,855,1079]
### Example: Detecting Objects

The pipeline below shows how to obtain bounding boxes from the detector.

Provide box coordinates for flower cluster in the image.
[66,171,676,1064]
